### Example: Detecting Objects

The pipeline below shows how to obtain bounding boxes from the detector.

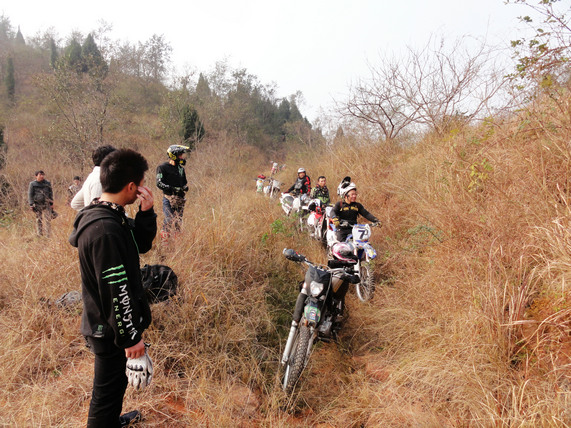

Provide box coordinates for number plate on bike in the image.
[353,225,370,241]
[304,303,321,323]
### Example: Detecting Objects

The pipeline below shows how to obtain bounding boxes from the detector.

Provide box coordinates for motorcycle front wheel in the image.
[356,261,375,302]
[282,323,311,394]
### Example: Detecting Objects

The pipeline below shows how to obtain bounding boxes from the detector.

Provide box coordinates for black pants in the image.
[86,337,128,428]
[336,227,352,243]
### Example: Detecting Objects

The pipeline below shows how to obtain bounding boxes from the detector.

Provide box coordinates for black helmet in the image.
[167,145,190,165]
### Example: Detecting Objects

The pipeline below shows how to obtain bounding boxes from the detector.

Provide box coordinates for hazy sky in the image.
[2,0,532,121]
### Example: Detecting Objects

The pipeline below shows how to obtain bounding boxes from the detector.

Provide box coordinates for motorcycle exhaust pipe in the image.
[281,320,298,365]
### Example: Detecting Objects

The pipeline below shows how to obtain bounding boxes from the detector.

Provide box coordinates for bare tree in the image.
[340,36,508,140]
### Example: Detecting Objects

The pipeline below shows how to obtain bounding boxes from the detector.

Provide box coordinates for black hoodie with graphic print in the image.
[69,202,157,348]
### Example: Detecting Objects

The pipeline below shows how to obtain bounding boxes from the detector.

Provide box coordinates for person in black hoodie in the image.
[69,149,157,427]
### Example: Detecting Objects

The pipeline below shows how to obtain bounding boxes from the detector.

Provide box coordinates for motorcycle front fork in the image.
[281,320,298,365]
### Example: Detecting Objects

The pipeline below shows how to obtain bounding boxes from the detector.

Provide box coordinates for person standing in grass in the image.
[156,145,189,243]
[28,170,54,237]
[67,175,82,205]
[69,149,157,427]
[71,145,116,210]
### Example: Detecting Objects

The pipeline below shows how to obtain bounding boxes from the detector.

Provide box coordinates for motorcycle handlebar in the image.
[282,248,307,263]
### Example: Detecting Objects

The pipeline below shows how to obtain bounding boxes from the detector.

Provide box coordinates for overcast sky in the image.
[2,0,532,121]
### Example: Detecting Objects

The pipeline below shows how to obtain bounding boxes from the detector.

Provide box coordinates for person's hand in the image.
[126,345,153,390]
[136,186,154,211]
[125,339,145,358]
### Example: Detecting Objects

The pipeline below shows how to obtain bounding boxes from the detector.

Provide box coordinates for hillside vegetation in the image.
[2,5,571,426]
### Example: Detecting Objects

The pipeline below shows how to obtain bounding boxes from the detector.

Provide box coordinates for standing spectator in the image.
[71,145,116,210]
[69,149,157,427]
[28,170,54,237]
[67,176,82,205]
[156,145,189,242]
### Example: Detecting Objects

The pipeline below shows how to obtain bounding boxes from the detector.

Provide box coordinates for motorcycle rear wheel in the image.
[282,323,311,394]
[356,262,375,302]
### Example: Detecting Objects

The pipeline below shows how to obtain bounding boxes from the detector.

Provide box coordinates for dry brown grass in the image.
[4,91,571,426]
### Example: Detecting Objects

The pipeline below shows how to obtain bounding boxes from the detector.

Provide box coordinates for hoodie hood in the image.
[69,204,127,248]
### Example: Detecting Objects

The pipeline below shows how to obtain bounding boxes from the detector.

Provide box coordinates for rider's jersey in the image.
[310,185,330,205]
[156,162,187,197]
[330,201,378,227]
[287,176,311,195]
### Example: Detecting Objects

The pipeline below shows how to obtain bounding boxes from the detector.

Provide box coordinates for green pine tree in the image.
[180,105,205,149]
[15,26,25,45]
[49,38,59,69]
[64,39,83,73]
[81,33,108,78]
[5,57,15,103]
[196,73,212,98]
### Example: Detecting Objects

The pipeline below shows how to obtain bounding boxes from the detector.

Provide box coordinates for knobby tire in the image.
[356,262,375,302]
[283,324,311,394]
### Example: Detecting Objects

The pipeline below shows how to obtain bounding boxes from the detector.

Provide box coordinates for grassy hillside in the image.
[2,85,571,426]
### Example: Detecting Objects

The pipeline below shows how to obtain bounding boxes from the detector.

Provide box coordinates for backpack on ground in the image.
[141,264,178,303]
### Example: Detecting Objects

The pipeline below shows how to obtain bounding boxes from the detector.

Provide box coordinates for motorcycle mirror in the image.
[283,248,304,262]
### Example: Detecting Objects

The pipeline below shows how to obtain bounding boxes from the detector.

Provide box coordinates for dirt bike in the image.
[264,178,282,198]
[280,248,360,395]
[279,192,309,217]
[327,221,380,302]
[255,175,266,193]
[305,199,330,244]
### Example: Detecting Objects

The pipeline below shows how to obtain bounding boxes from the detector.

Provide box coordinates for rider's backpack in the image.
[141,264,178,303]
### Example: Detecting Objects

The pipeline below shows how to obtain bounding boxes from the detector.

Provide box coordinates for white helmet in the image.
[337,176,352,196]
[340,182,357,198]
[297,167,306,173]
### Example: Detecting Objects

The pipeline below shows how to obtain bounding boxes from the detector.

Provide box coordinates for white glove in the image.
[126,348,153,390]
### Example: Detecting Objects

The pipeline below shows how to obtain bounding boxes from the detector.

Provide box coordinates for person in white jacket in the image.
[71,145,116,210]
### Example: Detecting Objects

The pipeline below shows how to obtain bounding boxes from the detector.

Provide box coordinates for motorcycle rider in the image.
[330,182,380,243]
[286,167,311,196]
[310,175,330,205]
[156,145,190,242]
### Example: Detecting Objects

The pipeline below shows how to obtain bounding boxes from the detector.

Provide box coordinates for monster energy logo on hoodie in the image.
[103,265,138,341]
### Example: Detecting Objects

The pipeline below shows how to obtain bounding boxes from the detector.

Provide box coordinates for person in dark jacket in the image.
[330,181,380,242]
[69,149,157,427]
[28,170,54,237]
[286,167,311,195]
[310,175,330,205]
[156,145,189,242]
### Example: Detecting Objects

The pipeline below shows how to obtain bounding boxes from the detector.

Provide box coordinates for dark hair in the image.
[100,149,148,193]
[318,176,326,181]
[35,170,45,176]
[92,145,117,167]
[73,176,81,180]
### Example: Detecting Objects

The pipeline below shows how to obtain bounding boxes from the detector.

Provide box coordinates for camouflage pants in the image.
[33,204,52,237]
[162,195,186,233]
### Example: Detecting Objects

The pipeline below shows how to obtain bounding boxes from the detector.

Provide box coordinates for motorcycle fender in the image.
[304,300,321,325]
[364,243,377,259]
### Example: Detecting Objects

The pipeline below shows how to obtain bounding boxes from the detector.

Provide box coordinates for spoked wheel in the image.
[282,324,311,394]
[356,262,375,302]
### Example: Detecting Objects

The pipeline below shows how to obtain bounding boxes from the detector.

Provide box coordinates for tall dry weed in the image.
[5,90,571,425]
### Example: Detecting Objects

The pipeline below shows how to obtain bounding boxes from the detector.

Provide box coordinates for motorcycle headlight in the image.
[310,280,324,296]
